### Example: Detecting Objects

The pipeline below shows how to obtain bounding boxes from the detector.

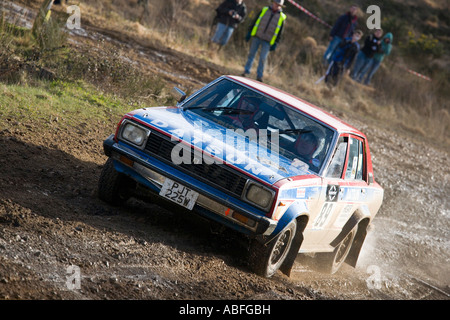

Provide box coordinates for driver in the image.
[231,95,260,131]
[291,128,322,170]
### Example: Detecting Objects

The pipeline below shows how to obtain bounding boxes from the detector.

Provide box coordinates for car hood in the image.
[128,107,316,185]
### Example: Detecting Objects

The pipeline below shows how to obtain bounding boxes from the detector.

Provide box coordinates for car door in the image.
[304,135,348,249]
[318,134,369,245]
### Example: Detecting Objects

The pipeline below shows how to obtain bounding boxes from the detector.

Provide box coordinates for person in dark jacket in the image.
[323,5,359,65]
[350,29,383,83]
[210,0,247,49]
[325,30,363,86]
[361,32,393,85]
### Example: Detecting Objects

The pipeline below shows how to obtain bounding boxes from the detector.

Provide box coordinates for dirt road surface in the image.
[0,1,449,301]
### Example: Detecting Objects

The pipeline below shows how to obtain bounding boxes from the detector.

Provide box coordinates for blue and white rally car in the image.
[98,76,384,277]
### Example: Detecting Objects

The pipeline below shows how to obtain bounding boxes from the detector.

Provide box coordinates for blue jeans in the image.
[362,59,382,85]
[211,23,235,46]
[351,52,372,82]
[323,36,343,64]
[244,37,271,79]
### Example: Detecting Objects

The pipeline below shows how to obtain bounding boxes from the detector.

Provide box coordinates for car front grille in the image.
[144,131,248,198]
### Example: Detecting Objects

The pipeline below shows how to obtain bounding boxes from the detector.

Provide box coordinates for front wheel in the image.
[98,158,133,206]
[249,220,297,277]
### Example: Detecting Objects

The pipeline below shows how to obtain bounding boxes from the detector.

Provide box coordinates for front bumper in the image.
[103,135,277,237]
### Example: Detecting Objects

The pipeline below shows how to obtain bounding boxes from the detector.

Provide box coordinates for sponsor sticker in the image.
[296,188,306,199]
[326,184,339,202]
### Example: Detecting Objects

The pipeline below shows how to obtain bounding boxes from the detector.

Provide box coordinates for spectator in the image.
[323,4,359,65]
[361,32,393,85]
[350,28,383,83]
[210,0,246,50]
[325,30,363,86]
[241,0,286,82]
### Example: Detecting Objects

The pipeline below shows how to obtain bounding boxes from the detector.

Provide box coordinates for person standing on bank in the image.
[210,0,247,50]
[350,28,383,83]
[361,32,393,85]
[325,30,363,86]
[323,4,359,65]
[241,0,286,82]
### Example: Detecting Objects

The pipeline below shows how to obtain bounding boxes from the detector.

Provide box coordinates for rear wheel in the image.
[315,228,356,274]
[98,158,133,206]
[250,220,297,277]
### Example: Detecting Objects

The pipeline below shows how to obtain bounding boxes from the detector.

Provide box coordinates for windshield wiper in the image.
[184,106,253,115]
[278,128,312,135]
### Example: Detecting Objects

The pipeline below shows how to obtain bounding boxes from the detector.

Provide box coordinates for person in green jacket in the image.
[362,32,393,85]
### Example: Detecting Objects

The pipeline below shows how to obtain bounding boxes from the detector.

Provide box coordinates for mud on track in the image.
[0,1,449,300]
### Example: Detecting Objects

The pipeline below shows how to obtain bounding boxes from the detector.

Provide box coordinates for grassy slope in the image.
[0,1,172,137]
[0,81,128,131]
[76,0,449,147]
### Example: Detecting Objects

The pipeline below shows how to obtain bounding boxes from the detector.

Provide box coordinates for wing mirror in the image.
[173,87,187,104]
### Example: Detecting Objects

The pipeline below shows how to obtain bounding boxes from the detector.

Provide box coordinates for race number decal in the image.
[312,202,336,229]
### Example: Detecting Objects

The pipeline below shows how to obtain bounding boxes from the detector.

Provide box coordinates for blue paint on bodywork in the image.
[106,138,272,236]
[278,186,321,200]
[129,107,311,186]
[272,201,309,236]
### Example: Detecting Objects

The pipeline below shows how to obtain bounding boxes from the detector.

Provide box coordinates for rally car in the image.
[98,76,384,277]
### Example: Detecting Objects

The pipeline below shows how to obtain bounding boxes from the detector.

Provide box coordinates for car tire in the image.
[98,158,133,206]
[250,220,297,277]
[315,227,357,274]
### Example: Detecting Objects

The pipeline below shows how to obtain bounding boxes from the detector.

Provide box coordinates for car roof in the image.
[226,75,365,137]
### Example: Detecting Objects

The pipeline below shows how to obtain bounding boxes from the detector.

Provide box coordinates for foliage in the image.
[400,31,444,58]
[0,7,170,107]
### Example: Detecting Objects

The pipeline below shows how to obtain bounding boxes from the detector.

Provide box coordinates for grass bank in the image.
[0,6,175,137]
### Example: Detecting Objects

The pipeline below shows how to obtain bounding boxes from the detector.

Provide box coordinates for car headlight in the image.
[120,121,150,148]
[244,183,275,210]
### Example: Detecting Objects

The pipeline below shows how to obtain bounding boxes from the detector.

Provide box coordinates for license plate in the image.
[159,178,199,210]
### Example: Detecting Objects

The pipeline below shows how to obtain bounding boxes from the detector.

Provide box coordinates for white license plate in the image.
[159,178,199,210]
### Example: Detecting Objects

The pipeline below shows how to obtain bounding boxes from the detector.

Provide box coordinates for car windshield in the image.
[182,78,335,173]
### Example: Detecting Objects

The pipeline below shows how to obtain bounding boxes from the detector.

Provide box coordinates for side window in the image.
[345,137,364,180]
[326,137,348,179]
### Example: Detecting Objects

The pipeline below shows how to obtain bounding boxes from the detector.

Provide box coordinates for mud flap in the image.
[272,203,309,277]
[330,213,370,268]
[345,219,369,267]
[279,229,303,277]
